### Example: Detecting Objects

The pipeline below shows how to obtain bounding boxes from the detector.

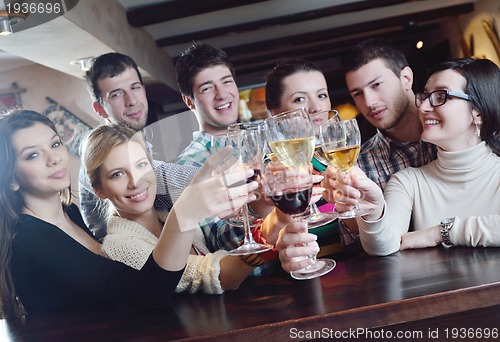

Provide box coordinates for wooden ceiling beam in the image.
[127,0,270,27]
[156,0,407,46]
[218,3,474,59]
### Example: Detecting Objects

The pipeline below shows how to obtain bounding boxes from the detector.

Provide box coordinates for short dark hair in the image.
[343,38,409,77]
[265,58,323,111]
[426,58,500,156]
[175,42,235,98]
[85,53,143,104]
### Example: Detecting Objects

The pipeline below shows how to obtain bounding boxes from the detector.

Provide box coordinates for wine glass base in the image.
[290,258,336,280]
[304,212,338,229]
[228,242,273,256]
[337,208,370,219]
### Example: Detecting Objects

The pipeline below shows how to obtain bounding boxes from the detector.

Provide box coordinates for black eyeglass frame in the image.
[415,89,472,108]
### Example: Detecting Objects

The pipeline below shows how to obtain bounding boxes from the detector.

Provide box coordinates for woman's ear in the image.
[472,109,483,125]
[93,186,108,200]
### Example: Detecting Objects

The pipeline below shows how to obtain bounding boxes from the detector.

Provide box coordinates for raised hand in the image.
[173,147,258,231]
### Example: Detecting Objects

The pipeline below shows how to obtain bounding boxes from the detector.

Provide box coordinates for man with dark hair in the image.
[342,38,437,189]
[79,52,197,238]
[323,39,437,246]
[175,42,240,167]
[173,43,282,274]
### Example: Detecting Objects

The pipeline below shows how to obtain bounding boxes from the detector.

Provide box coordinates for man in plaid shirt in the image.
[323,39,437,247]
[174,43,288,275]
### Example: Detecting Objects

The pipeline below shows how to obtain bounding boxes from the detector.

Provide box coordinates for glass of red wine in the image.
[260,154,336,280]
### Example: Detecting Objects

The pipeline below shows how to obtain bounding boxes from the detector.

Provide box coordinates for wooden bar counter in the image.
[3,247,500,341]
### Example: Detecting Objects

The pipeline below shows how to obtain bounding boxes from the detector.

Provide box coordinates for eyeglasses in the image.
[415,89,471,108]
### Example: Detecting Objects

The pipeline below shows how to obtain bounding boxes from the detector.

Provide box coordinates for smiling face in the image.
[12,122,70,198]
[346,58,412,132]
[94,67,148,131]
[275,70,331,132]
[95,141,156,220]
[418,69,480,151]
[186,65,239,134]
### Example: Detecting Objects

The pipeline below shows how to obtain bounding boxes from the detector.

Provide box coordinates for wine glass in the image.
[260,156,336,280]
[264,107,315,168]
[217,125,272,255]
[319,118,369,218]
[265,108,337,228]
[305,110,341,228]
[211,123,263,228]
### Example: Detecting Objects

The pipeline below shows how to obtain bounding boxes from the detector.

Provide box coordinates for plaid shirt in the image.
[339,130,437,246]
[175,131,212,168]
[358,130,437,189]
[176,131,278,276]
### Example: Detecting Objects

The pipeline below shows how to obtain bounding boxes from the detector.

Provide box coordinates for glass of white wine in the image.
[264,108,316,169]
[319,118,369,218]
[260,155,335,280]
[306,110,341,228]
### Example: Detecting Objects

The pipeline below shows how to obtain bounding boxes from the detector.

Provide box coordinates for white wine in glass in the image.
[268,137,315,168]
[319,118,369,219]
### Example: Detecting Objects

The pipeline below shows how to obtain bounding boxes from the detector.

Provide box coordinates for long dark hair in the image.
[265,58,324,111]
[426,58,500,156]
[0,109,71,318]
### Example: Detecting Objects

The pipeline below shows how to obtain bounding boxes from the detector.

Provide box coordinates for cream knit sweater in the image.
[101,211,228,294]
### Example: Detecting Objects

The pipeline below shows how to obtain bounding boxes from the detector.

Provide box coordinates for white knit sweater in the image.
[101,211,228,294]
[358,142,500,256]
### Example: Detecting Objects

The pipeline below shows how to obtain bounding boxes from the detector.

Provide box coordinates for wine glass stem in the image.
[309,203,321,216]
[241,203,256,245]
[292,215,317,263]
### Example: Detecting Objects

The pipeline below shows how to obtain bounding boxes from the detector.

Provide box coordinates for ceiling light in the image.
[416,40,424,49]
[0,11,27,36]
[70,57,94,71]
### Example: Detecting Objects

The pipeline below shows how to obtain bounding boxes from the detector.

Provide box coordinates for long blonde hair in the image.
[81,124,151,220]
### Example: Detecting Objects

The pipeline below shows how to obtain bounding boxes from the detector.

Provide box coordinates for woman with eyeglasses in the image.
[330,58,499,256]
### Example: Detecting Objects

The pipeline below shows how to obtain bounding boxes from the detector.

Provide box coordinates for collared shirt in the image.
[175,131,213,168]
[357,130,437,189]
[176,130,278,276]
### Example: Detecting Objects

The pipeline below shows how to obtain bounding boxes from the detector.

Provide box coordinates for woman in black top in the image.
[0,109,256,318]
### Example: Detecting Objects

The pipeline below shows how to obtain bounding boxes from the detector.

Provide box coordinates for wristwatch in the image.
[440,217,455,247]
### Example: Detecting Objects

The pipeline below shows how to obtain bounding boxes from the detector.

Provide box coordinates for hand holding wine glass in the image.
[260,156,335,280]
[319,118,369,219]
[265,108,337,228]
[216,125,272,255]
